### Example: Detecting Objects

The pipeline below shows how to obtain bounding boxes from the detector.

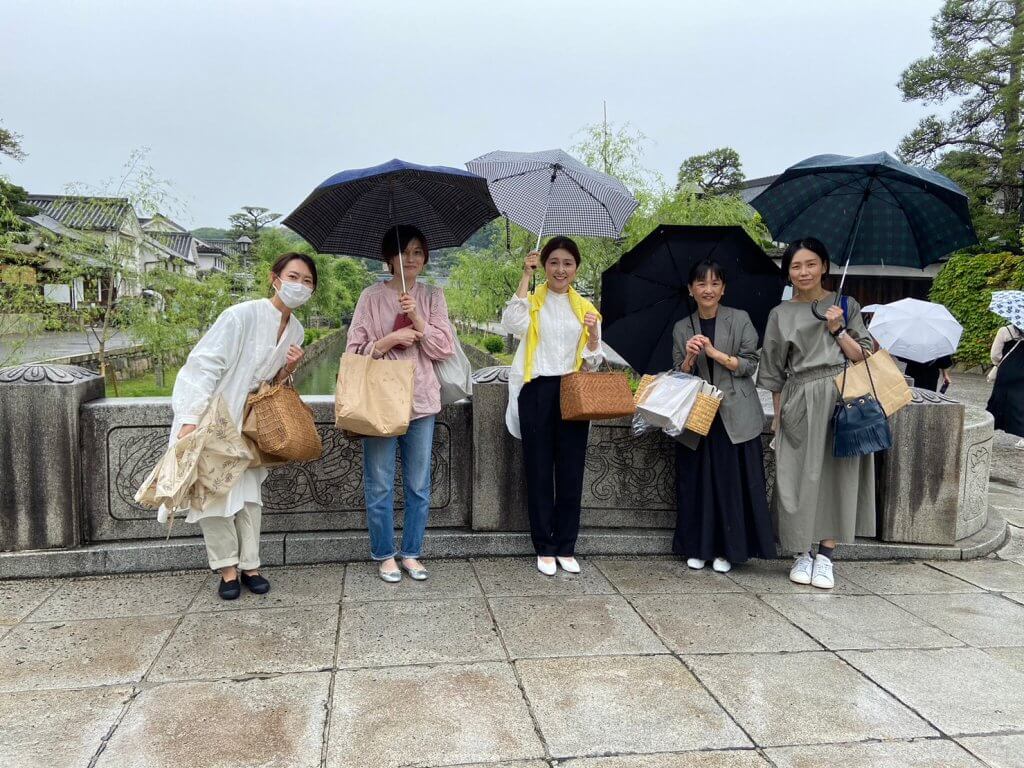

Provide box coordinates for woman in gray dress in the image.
[757,238,875,590]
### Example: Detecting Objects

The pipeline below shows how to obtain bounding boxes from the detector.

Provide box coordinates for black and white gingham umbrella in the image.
[466,149,638,250]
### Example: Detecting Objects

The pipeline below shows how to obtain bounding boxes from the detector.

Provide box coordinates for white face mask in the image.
[275,279,313,309]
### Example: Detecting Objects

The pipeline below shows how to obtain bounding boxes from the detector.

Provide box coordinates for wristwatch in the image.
[830,326,846,338]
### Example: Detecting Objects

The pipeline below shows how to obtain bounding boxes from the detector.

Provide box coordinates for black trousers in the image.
[518,376,590,556]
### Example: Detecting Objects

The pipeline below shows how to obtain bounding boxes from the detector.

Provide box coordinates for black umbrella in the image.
[283,158,499,290]
[750,152,977,317]
[601,225,784,374]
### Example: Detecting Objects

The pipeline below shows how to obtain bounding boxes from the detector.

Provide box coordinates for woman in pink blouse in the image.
[346,225,455,582]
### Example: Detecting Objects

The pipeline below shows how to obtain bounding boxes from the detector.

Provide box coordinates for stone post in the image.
[0,364,105,550]
[876,389,965,545]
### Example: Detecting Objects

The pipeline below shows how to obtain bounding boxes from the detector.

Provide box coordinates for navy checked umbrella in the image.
[466,149,638,250]
[751,152,977,298]
[601,225,785,374]
[282,158,499,262]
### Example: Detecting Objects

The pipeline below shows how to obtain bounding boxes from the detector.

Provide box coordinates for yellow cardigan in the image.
[523,284,601,383]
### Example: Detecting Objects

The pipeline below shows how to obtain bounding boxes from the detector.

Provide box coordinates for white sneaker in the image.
[686,558,707,570]
[536,556,557,576]
[712,558,732,574]
[789,553,814,585]
[556,556,581,574]
[811,554,835,589]
[1015,438,1024,449]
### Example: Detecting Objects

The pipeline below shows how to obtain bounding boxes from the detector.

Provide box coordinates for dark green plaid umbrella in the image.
[751,152,977,298]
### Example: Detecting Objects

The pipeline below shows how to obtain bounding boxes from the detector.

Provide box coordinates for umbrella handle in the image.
[810,299,829,321]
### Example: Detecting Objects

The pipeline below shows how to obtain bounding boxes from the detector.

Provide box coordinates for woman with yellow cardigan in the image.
[501,237,604,576]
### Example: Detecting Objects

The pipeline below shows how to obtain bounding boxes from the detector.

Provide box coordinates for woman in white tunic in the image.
[167,252,315,599]
[501,237,603,576]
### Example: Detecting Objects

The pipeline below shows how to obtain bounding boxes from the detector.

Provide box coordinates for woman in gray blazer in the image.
[671,260,775,573]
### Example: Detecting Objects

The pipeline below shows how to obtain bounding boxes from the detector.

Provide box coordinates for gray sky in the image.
[3,0,943,230]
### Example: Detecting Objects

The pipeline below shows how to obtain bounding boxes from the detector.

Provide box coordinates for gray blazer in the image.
[671,305,763,446]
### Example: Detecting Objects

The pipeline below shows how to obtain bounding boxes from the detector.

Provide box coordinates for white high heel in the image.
[686,558,707,570]
[536,556,557,576]
[712,558,732,573]
[556,556,581,574]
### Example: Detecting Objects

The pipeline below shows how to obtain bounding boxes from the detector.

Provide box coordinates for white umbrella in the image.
[867,298,963,363]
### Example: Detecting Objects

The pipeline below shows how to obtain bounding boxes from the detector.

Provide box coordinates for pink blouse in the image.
[346,280,455,420]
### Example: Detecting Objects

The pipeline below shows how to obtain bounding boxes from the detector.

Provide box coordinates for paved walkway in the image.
[2,552,1024,767]
[1,330,138,365]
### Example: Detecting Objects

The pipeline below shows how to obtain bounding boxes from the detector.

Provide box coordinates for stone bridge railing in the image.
[0,363,1005,576]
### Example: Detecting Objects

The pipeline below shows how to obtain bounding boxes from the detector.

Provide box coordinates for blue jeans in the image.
[361,415,435,560]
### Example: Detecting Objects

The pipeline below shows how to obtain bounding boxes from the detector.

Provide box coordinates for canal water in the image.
[295,330,347,395]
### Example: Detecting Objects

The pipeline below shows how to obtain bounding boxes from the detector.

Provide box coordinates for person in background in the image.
[899,355,953,392]
[986,323,1024,449]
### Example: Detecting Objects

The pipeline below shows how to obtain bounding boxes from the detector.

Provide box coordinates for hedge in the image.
[929,252,1024,369]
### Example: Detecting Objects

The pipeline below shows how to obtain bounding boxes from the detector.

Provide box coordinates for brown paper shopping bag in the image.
[833,349,913,417]
[334,352,415,437]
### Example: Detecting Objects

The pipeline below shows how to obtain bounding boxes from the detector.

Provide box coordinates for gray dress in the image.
[757,293,876,552]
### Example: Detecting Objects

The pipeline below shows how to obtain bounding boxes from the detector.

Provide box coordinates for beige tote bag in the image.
[334,352,415,437]
[833,349,913,417]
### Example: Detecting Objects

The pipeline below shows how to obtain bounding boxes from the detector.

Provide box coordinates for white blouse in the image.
[500,292,604,438]
[162,298,304,524]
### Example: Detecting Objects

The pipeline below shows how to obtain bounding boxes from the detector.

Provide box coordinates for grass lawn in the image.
[110,365,181,397]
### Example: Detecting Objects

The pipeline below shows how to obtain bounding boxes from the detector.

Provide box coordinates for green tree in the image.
[898,0,1024,247]
[228,206,281,242]
[0,122,26,163]
[676,147,745,194]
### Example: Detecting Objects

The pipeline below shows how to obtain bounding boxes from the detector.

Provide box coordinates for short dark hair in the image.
[781,237,830,276]
[688,259,726,285]
[381,225,429,274]
[540,236,581,266]
[270,251,318,288]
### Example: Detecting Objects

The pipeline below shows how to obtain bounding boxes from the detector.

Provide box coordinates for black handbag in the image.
[832,356,892,458]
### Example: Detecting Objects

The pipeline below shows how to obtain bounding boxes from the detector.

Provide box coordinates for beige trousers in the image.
[198,502,262,571]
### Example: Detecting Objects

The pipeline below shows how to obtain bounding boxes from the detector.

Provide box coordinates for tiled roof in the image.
[149,231,196,262]
[204,238,251,255]
[195,239,227,255]
[24,194,134,231]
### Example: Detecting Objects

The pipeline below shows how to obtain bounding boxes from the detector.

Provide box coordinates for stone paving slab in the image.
[628,593,820,654]
[930,557,1024,592]
[516,655,751,757]
[472,557,615,597]
[327,662,544,767]
[765,739,984,767]
[980,645,1024,674]
[0,579,59,623]
[684,651,936,747]
[0,686,133,768]
[760,593,963,650]
[957,734,1024,768]
[593,558,746,595]
[148,605,337,682]
[0,615,177,692]
[28,572,205,621]
[343,558,482,601]
[489,594,667,659]
[888,592,1024,647]
[188,565,345,612]
[839,561,984,594]
[94,673,330,768]
[336,597,505,667]
[559,753,771,767]
[840,646,1024,735]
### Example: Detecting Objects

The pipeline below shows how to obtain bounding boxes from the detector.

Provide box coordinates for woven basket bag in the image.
[560,369,636,421]
[683,391,722,437]
[245,382,322,462]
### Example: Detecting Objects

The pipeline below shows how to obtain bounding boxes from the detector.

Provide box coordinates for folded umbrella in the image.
[601,225,784,374]
[990,290,1024,330]
[867,298,963,363]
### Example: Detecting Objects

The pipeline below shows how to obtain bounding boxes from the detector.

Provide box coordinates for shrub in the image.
[929,251,1024,369]
[483,335,505,354]
[303,328,323,347]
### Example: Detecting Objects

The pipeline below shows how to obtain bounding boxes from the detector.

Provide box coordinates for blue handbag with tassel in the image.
[832,353,892,458]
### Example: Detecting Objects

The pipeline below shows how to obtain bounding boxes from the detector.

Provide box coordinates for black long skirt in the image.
[673,417,776,563]
[987,342,1024,438]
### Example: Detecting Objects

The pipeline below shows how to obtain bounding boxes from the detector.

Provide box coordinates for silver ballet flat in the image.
[401,560,429,581]
[378,562,402,583]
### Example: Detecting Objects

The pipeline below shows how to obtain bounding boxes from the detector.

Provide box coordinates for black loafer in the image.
[218,578,241,600]
[241,572,271,594]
